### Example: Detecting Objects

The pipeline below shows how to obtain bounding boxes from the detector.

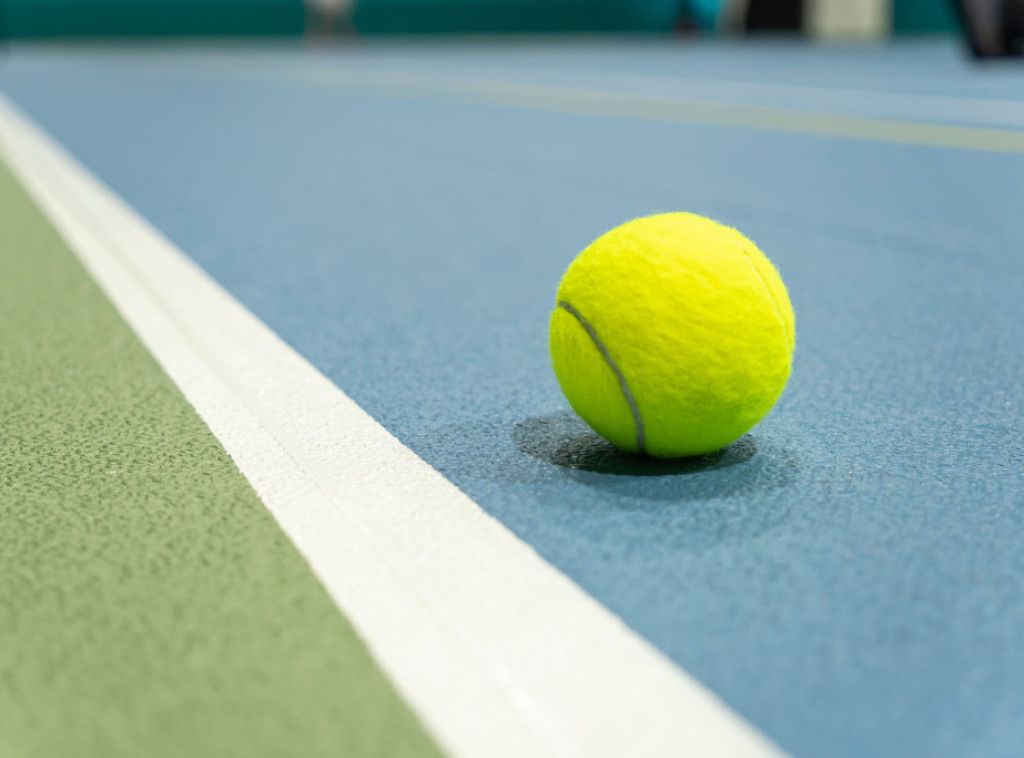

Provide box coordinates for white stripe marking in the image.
[41,45,1024,130]
[0,94,787,758]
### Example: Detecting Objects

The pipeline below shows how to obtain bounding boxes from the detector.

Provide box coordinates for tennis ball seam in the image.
[557,300,646,453]
[734,240,790,347]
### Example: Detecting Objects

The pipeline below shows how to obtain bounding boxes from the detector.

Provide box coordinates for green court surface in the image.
[0,157,442,758]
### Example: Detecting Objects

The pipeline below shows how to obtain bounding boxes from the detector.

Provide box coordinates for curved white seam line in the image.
[558,300,647,454]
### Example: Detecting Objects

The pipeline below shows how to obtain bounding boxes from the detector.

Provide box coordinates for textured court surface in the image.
[0,159,443,757]
[2,38,1024,758]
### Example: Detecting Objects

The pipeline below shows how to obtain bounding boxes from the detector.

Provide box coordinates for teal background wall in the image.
[3,0,305,37]
[892,0,959,33]
[0,0,960,41]
[351,0,683,34]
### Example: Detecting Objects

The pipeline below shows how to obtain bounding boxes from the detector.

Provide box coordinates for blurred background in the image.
[0,0,966,43]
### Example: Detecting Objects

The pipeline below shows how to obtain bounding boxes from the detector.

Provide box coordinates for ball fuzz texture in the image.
[549,212,795,458]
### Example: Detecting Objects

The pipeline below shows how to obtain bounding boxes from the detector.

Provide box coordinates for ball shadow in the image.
[513,410,798,504]
[513,411,757,476]
[411,409,797,550]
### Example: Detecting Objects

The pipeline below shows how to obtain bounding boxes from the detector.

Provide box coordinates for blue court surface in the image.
[3,37,1023,758]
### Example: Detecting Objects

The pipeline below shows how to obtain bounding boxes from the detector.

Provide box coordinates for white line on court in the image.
[304,57,1024,131]
[79,51,1024,154]
[36,44,1024,143]
[0,94,788,758]
[31,43,1024,129]
[267,66,1024,154]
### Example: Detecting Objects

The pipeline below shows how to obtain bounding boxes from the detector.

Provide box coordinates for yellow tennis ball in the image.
[549,212,795,458]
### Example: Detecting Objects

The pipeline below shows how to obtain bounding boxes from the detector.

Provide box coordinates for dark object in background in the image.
[953,0,1024,57]
[1007,0,1024,52]
[744,0,803,31]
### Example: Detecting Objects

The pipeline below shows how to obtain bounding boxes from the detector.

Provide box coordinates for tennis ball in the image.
[549,212,794,458]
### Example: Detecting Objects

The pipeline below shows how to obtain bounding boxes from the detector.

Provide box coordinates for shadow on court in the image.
[512,410,799,505]
[513,410,760,476]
